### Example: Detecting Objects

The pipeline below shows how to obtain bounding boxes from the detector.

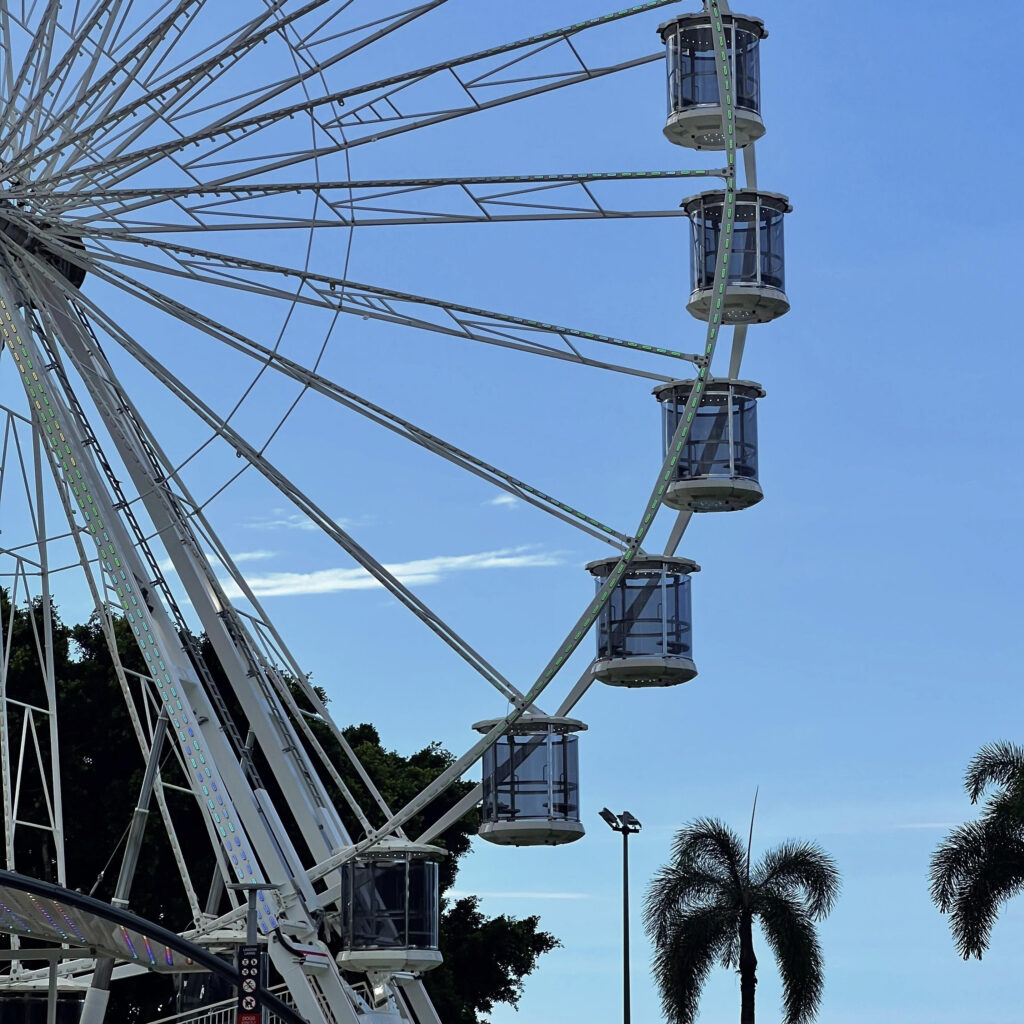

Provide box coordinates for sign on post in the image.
[236,943,264,1024]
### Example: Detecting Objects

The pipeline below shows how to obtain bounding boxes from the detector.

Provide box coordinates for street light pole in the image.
[600,808,642,1024]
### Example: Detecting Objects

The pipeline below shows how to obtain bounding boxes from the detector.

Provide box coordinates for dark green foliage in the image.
[929,742,1024,959]
[425,896,560,1024]
[1,593,557,1023]
[644,818,839,1024]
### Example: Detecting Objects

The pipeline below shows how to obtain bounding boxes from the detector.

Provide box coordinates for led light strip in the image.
[0,291,279,933]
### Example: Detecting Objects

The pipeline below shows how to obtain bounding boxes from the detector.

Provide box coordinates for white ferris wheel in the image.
[0,1,790,1022]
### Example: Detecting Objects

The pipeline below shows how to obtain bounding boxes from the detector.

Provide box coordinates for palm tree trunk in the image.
[739,909,757,1024]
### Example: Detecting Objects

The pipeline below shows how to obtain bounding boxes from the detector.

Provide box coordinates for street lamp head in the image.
[599,807,620,830]
[620,811,642,831]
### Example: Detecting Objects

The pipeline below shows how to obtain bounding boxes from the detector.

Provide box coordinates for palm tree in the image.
[929,741,1024,959]
[644,817,839,1024]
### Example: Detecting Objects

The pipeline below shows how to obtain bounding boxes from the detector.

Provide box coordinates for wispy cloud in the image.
[449,890,591,901]
[483,494,520,509]
[220,545,565,599]
[242,508,357,532]
[231,550,276,564]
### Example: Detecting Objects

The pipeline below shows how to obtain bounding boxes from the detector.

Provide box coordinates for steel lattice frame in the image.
[0,1,769,1022]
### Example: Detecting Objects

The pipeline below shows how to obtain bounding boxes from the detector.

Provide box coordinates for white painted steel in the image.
[0,2,773,1020]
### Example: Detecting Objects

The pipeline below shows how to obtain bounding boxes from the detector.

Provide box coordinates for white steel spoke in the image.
[52,229,698,375]
[0,0,59,155]
[48,170,718,230]
[24,1,677,190]
[11,0,438,187]
[51,254,635,548]
[51,275,534,711]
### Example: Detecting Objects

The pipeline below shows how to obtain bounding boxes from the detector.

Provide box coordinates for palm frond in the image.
[669,818,747,889]
[980,787,1024,829]
[964,742,1024,803]
[934,822,1024,959]
[753,841,840,920]
[644,862,734,946]
[753,891,825,1024]
[652,904,737,1024]
[719,928,740,971]
[929,819,1020,912]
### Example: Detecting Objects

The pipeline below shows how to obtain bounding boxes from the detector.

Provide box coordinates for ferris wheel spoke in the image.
[26,0,674,191]
[26,0,270,183]
[0,0,140,159]
[43,0,205,159]
[0,7,16,112]
[0,0,59,156]
[0,0,204,177]
[1,0,130,157]
[165,0,448,132]
[40,170,726,225]
[183,49,665,187]
[2,0,290,181]
[14,0,435,188]
[53,170,715,230]
[0,219,682,380]
[23,260,535,712]
[40,250,635,549]
[55,227,698,376]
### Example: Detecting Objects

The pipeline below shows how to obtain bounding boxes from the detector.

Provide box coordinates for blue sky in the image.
[6,1,1024,1022]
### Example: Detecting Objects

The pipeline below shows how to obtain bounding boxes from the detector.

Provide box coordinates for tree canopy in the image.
[930,741,1024,960]
[0,591,557,1022]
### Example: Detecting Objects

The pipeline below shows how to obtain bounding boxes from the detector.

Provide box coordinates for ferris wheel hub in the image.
[0,202,86,289]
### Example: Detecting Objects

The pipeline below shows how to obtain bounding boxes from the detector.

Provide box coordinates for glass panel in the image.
[554,735,580,820]
[690,196,785,293]
[482,733,579,824]
[346,860,408,950]
[343,858,439,952]
[666,21,761,114]
[663,387,759,482]
[734,26,761,112]
[733,393,759,479]
[406,861,439,949]
[730,200,759,284]
[596,571,692,660]
[759,202,786,291]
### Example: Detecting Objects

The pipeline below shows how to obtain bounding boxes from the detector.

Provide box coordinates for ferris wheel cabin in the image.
[475,716,585,847]
[659,12,767,151]
[654,378,765,513]
[336,839,443,974]
[587,556,699,687]
[683,189,791,324]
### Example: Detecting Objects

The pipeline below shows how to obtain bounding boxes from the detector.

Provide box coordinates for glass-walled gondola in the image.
[587,557,700,687]
[659,12,767,150]
[654,378,766,512]
[476,716,586,847]
[683,189,791,324]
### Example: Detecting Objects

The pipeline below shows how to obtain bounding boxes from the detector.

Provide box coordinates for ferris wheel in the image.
[0,1,790,1022]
